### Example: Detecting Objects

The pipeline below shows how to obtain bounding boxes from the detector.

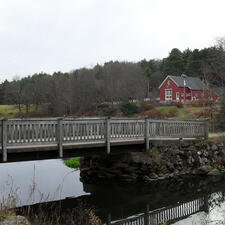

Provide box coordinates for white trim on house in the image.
[158,75,180,89]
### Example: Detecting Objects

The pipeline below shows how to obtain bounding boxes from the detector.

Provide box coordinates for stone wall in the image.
[80,140,225,183]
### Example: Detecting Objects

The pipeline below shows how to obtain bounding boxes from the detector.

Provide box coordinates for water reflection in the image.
[0,159,88,206]
[1,160,225,224]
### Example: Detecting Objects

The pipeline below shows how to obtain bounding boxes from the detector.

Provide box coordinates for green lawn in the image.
[0,105,36,118]
[156,105,205,120]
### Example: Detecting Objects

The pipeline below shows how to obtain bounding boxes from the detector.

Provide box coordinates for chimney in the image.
[181,74,187,78]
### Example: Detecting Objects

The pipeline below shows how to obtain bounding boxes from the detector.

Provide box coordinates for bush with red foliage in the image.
[175,102,183,108]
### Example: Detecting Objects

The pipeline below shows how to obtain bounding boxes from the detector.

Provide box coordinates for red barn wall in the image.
[191,90,203,100]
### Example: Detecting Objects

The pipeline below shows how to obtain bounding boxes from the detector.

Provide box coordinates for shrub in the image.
[65,157,80,168]
[97,102,110,109]
[167,107,178,117]
[146,109,165,119]
[139,101,154,112]
[103,106,117,117]
[187,100,206,107]
[120,100,139,116]
[213,164,225,174]
[195,108,212,119]
[175,102,183,108]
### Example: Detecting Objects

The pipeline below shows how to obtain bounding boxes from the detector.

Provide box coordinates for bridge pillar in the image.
[105,118,111,154]
[1,119,8,162]
[57,118,63,158]
[145,117,150,151]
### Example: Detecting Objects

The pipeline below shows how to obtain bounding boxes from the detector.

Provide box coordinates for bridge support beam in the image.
[2,119,8,162]
[145,117,150,151]
[57,118,63,158]
[204,120,209,139]
[106,118,111,154]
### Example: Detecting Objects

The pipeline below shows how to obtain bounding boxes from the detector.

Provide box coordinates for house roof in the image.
[159,75,204,90]
[211,87,225,95]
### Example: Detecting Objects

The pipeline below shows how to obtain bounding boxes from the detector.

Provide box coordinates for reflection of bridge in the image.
[0,117,207,162]
[109,197,208,225]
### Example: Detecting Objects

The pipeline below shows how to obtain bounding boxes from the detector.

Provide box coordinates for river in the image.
[1,159,225,225]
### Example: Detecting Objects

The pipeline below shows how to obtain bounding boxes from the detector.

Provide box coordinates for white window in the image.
[165,89,172,101]
[176,92,179,101]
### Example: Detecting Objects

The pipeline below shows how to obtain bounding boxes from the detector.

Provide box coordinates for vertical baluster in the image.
[26,123,29,143]
[105,118,111,154]
[31,123,34,142]
[57,118,63,157]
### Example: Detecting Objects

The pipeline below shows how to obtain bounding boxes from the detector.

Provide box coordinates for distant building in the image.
[159,75,204,102]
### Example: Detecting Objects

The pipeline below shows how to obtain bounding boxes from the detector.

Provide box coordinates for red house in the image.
[159,75,204,102]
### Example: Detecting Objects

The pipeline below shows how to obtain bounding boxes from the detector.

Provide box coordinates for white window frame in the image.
[176,92,179,101]
[165,89,172,101]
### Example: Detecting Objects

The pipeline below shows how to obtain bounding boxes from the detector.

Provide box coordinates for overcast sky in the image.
[0,0,225,81]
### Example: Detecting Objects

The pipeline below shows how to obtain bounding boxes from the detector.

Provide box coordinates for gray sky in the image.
[0,0,225,81]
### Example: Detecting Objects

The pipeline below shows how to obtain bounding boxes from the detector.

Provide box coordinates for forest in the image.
[0,37,225,116]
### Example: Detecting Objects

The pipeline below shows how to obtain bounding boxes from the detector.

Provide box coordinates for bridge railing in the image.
[111,197,205,225]
[0,117,208,162]
[62,118,106,142]
[110,118,145,140]
[148,119,206,139]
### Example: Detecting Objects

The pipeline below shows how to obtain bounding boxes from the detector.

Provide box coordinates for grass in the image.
[213,164,225,174]
[156,105,204,120]
[0,105,36,118]
[64,157,80,169]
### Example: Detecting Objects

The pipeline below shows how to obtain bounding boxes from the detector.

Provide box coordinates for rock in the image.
[112,162,129,169]
[149,173,158,179]
[212,144,218,151]
[0,216,30,225]
[221,149,225,156]
[208,169,222,176]
[218,143,224,147]
[203,151,209,157]
[119,174,137,181]
[198,165,212,175]
[143,175,151,182]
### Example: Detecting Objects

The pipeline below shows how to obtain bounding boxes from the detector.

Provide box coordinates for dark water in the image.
[1,159,225,224]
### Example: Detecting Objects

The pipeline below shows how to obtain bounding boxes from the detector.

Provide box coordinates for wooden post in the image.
[145,117,149,151]
[144,203,149,225]
[204,120,209,139]
[106,213,111,225]
[57,118,63,158]
[105,117,111,154]
[2,119,8,162]
[203,195,209,213]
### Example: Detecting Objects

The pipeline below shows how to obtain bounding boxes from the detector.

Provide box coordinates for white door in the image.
[176,92,179,101]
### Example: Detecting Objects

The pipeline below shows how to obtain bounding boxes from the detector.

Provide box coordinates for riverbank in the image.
[80,139,225,183]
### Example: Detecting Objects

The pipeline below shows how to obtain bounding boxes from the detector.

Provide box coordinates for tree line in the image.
[0,38,225,116]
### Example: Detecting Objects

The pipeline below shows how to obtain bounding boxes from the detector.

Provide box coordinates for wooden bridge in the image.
[0,117,208,162]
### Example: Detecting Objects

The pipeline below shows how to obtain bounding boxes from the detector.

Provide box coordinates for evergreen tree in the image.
[161,48,184,75]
